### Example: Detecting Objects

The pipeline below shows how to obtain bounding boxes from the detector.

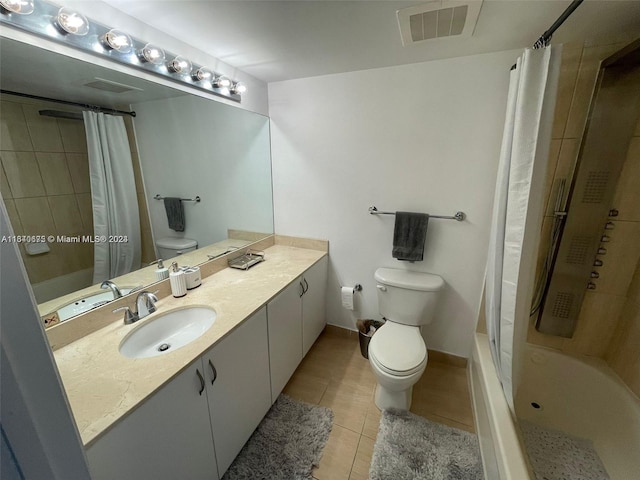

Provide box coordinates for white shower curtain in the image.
[84,111,141,284]
[485,46,561,412]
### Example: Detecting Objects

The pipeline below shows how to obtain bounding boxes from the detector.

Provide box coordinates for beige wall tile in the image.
[22,104,64,153]
[131,151,145,194]
[312,424,359,480]
[0,100,33,152]
[36,152,74,195]
[606,301,640,397]
[0,162,12,199]
[613,137,640,222]
[563,291,625,357]
[564,43,628,139]
[66,153,91,193]
[48,195,84,236]
[14,196,56,236]
[626,259,640,306]
[591,221,640,296]
[57,119,87,153]
[552,42,583,139]
[137,192,156,264]
[3,198,23,235]
[1,151,45,198]
[76,193,93,235]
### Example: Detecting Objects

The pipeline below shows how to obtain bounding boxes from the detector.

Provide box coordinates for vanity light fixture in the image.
[230,82,247,95]
[55,7,89,35]
[139,43,165,65]
[102,29,133,53]
[192,66,213,82]
[167,55,192,75]
[0,0,35,14]
[213,75,231,89]
[0,0,243,102]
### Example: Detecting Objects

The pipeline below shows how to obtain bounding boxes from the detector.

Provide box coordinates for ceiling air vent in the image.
[397,1,482,46]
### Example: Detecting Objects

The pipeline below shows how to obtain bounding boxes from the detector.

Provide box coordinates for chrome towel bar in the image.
[154,194,201,203]
[368,206,465,221]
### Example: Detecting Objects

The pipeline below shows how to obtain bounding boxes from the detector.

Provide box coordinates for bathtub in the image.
[470,332,640,480]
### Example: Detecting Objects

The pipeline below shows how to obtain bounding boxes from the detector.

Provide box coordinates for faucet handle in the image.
[113,306,137,325]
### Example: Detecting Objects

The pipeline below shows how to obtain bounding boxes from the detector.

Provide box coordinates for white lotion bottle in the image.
[169,261,187,298]
[155,259,169,281]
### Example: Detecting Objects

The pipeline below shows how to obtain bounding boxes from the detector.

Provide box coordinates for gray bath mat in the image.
[370,409,484,480]
[520,420,610,480]
[222,394,333,480]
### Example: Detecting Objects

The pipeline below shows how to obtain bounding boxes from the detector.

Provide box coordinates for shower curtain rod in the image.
[0,89,136,117]
[511,0,584,70]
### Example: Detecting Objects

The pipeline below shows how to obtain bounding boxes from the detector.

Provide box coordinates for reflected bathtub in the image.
[469,333,640,480]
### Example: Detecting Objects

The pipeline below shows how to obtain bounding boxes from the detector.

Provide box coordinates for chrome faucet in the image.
[113,291,159,325]
[101,280,123,299]
[136,291,159,319]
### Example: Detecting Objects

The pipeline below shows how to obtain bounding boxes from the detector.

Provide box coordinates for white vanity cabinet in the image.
[302,256,328,356]
[86,362,219,480]
[268,257,328,402]
[201,307,271,478]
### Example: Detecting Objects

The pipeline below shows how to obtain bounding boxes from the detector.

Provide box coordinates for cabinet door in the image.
[203,307,271,478]
[302,256,328,356]
[86,364,218,480]
[267,278,303,402]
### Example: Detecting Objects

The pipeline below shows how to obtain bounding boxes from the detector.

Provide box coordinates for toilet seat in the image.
[369,322,427,377]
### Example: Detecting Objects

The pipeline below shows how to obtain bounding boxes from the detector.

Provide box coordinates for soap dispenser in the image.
[169,262,187,298]
[154,259,169,282]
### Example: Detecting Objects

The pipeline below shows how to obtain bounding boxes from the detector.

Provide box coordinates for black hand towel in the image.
[392,212,429,262]
[163,197,185,232]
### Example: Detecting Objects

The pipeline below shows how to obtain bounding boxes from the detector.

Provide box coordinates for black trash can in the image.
[356,319,385,359]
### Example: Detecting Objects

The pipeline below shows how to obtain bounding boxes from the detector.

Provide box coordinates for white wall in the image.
[269,49,520,357]
[133,95,273,251]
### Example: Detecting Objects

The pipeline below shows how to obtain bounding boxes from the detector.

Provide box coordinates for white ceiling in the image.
[105,0,640,83]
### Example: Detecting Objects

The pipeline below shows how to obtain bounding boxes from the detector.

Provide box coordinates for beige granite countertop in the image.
[53,244,326,447]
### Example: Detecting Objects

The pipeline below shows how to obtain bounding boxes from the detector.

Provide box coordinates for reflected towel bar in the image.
[154,194,201,203]
[368,206,465,221]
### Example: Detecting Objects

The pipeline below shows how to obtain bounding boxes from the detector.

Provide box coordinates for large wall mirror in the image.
[0,38,273,324]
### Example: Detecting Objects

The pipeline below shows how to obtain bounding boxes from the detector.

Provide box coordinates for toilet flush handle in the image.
[376,285,387,292]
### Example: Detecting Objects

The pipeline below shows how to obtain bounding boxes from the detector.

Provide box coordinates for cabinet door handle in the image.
[303,278,309,294]
[299,281,305,297]
[208,359,217,385]
[196,368,205,396]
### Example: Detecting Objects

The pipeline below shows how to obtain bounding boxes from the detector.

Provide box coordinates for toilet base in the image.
[374,383,413,411]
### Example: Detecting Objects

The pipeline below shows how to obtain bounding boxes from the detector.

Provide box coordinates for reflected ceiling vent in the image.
[397,0,483,46]
[82,77,142,93]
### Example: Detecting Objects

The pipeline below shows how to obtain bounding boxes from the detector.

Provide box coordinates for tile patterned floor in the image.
[283,326,475,480]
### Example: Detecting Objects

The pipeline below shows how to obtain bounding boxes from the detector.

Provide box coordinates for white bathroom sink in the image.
[57,288,135,321]
[119,307,216,359]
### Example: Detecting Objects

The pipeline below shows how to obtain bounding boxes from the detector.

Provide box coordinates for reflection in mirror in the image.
[0,38,273,325]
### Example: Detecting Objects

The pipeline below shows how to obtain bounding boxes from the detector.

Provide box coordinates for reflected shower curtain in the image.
[485,46,561,412]
[84,111,141,284]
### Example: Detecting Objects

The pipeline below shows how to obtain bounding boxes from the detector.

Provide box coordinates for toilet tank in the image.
[374,268,444,326]
[156,237,198,260]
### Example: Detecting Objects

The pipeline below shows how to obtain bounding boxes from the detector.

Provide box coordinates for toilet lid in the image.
[369,322,427,375]
[156,237,198,249]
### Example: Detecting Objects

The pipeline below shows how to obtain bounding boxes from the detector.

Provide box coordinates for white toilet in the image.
[155,237,198,259]
[368,267,444,410]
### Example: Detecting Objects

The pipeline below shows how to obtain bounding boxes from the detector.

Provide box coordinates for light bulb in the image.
[167,56,192,74]
[231,82,247,95]
[139,43,165,65]
[102,29,133,53]
[193,67,213,82]
[55,7,89,36]
[213,75,231,89]
[0,0,34,14]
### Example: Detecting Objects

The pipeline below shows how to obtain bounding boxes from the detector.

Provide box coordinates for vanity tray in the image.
[228,250,265,270]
